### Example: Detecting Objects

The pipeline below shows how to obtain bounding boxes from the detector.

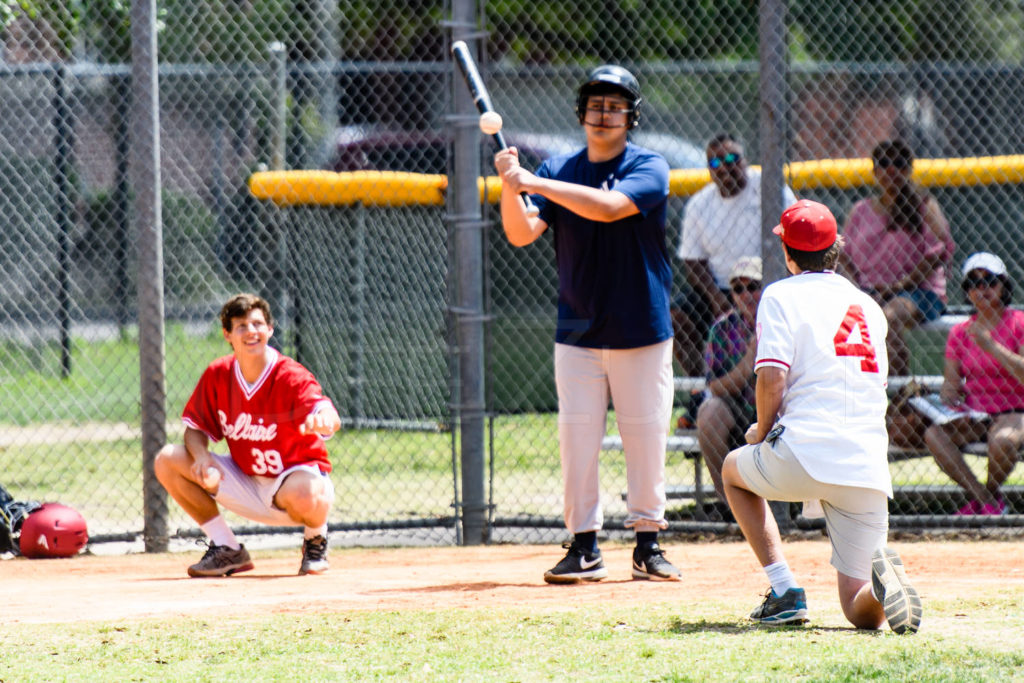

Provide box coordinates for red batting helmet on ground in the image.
[19,503,88,559]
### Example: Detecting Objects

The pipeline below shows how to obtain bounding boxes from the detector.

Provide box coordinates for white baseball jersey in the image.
[754,271,892,496]
[677,169,797,287]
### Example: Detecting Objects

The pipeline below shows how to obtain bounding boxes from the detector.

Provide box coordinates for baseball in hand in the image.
[479,111,503,135]
[202,466,221,488]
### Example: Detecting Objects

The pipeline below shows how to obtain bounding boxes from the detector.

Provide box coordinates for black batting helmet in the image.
[575,64,643,128]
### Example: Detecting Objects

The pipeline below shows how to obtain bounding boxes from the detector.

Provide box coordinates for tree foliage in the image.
[4,1,1023,65]
[790,0,1024,63]
[2,0,129,62]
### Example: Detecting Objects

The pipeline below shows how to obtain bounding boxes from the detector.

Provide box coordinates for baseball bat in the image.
[450,40,539,217]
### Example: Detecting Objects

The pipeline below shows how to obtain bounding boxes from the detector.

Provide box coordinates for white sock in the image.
[200,515,240,549]
[304,524,327,540]
[764,561,798,595]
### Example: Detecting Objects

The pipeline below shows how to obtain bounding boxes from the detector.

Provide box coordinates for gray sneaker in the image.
[299,535,329,575]
[749,587,809,625]
[871,547,922,634]
[187,541,254,577]
[631,542,681,581]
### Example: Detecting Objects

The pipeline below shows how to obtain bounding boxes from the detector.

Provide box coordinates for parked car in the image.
[325,125,704,174]
[630,130,706,170]
[325,126,565,174]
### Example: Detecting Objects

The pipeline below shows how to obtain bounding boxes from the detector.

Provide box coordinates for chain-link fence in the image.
[3,1,1024,550]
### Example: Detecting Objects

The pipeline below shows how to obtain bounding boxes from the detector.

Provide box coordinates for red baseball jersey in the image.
[183,350,334,475]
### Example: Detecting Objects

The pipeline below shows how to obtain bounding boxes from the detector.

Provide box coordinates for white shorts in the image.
[732,437,888,580]
[210,452,335,527]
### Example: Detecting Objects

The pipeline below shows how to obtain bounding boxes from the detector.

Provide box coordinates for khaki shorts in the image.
[732,437,888,580]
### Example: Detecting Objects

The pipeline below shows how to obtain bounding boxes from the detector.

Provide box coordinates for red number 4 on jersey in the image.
[833,304,879,373]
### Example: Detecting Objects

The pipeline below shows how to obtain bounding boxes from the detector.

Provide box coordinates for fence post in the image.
[52,64,74,379]
[113,73,132,333]
[131,0,169,552]
[269,41,287,171]
[759,0,795,531]
[313,0,339,137]
[351,204,367,426]
[449,0,489,545]
[759,0,788,285]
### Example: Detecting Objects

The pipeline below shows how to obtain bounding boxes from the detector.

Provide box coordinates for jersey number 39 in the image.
[250,447,284,475]
[833,304,879,373]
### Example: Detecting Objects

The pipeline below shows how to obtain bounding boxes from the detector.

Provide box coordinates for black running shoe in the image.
[871,547,922,634]
[299,534,329,575]
[187,541,254,577]
[543,541,608,584]
[749,587,809,625]
[631,542,681,581]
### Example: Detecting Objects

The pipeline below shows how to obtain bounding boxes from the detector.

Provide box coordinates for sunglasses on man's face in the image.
[874,157,910,170]
[708,152,741,169]
[731,281,761,295]
[965,272,1001,290]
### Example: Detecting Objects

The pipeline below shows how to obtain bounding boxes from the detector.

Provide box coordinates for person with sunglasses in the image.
[923,252,1024,515]
[693,256,763,521]
[839,139,955,376]
[674,134,796,380]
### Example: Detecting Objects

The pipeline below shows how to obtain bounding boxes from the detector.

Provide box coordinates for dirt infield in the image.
[2,538,1022,625]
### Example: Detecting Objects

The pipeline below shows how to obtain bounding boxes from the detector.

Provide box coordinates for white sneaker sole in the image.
[631,563,682,581]
[753,608,809,625]
[299,562,329,576]
[543,567,608,584]
[872,547,922,634]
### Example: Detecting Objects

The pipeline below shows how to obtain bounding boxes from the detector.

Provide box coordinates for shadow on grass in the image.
[666,616,868,635]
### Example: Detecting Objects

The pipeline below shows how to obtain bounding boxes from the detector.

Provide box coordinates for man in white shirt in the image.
[720,199,922,634]
[673,134,796,377]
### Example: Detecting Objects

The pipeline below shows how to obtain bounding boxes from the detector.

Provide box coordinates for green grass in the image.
[1,597,1022,681]
[0,322,225,426]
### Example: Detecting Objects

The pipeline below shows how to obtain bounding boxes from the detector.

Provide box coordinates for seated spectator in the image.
[694,256,761,518]
[839,139,955,376]
[924,252,1024,515]
[673,134,795,377]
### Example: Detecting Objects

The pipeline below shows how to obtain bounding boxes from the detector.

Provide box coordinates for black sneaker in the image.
[543,541,608,584]
[632,542,681,581]
[299,535,329,575]
[871,547,922,634]
[749,587,809,625]
[187,541,254,577]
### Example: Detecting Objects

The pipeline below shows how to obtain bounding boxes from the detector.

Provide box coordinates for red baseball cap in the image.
[772,199,837,251]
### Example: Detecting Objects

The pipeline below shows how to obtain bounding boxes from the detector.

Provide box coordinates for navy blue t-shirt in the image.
[532,142,672,349]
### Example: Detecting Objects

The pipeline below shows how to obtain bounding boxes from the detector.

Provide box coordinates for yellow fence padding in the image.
[249,170,447,207]
[782,155,1024,191]
[250,155,1024,207]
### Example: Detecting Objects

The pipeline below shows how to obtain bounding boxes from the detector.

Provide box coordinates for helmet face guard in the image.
[575,64,643,128]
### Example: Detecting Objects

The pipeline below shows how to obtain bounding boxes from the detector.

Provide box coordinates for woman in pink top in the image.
[924,252,1024,515]
[840,140,955,375]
